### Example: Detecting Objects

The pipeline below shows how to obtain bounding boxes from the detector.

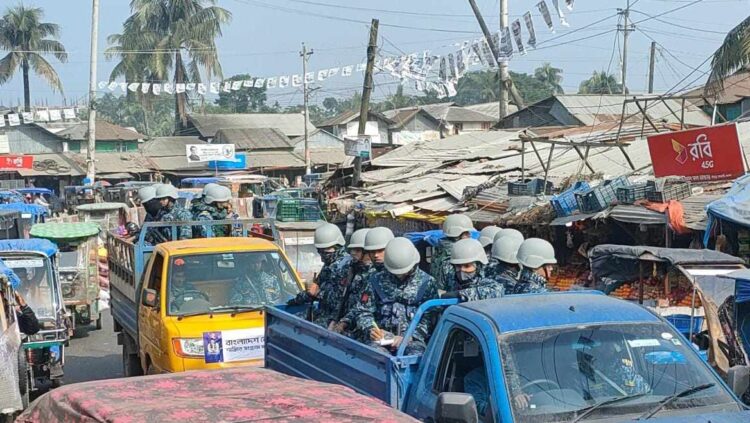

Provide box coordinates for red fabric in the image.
[643,200,691,235]
[17,367,418,423]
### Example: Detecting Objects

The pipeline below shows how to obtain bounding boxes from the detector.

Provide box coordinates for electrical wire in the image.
[630,9,728,34]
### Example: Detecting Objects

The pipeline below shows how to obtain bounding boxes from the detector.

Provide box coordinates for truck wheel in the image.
[123,352,143,377]
[95,314,102,330]
[17,349,29,408]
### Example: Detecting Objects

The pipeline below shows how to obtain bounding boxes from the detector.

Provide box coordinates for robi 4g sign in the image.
[647,123,746,182]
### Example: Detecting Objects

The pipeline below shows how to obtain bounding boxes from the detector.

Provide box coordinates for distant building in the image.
[183,113,316,141]
[382,103,497,138]
[316,110,393,145]
[464,102,519,122]
[291,129,347,170]
[0,119,144,154]
[382,107,443,145]
[684,69,750,122]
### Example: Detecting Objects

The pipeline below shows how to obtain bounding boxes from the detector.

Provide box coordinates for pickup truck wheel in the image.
[122,350,143,377]
[95,314,102,330]
[17,349,29,408]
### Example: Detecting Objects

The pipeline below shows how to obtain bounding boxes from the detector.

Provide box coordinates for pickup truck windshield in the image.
[5,258,57,321]
[499,323,739,422]
[167,251,301,315]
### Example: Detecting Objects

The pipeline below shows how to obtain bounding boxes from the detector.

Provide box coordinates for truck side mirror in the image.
[435,392,479,423]
[727,365,750,397]
[142,289,158,308]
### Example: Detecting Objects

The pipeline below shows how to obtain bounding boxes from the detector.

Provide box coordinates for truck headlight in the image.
[172,338,204,358]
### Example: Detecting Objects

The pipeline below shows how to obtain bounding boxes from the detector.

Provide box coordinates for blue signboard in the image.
[209,153,246,170]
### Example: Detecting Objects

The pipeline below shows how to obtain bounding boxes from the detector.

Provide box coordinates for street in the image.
[63,311,122,385]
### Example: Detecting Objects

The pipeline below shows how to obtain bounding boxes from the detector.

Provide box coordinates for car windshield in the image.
[500,323,739,422]
[5,257,58,321]
[167,251,302,315]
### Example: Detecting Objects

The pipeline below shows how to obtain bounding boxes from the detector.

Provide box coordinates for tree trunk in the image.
[174,52,187,135]
[22,59,31,112]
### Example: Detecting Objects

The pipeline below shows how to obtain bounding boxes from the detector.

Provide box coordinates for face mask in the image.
[457,271,476,284]
[144,200,162,216]
[319,250,337,265]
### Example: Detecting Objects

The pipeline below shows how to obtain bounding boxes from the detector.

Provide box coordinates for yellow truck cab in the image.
[108,220,303,375]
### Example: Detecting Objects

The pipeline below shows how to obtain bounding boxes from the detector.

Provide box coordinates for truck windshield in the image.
[499,323,739,422]
[6,258,58,321]
[167,251,302,315]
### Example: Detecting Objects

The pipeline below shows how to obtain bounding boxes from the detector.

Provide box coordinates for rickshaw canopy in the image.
[30,222,100,240]
[76,202,127,212]
[0,258,21,289]
[0,203,47,218]
[17,188,53,196]
[0,239,59,257]
[180,177,220,187]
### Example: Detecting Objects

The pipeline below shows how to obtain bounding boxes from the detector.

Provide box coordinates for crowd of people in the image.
[288,215,557,356]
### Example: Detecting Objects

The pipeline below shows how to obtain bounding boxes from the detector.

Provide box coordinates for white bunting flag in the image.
[153,84,162,95]
[21,112,33,124]
[328,68,340,78]
[472,41,485,65]
[7,114,20,126]
[566,0,574,11]
[163,83,174,94]
[439,57,447,81]
[447,54,457,80]
[267,77,278,88]
[278,76,289,88]
[305,72,315,84]
[108,82,118,91]
[176,83,186,93]
[222,82,231,92]
[49,109,61,121]
[435,84,447,99]
[356,63,366,72]
[242,80,254,88]
[209,82,219,94]
[456,50,467,78]
[416,80,425,92]
[186,83,195,92]
[231,80,242,90]
[97,81,107,89]
[524,12,537,48]
[0,117,4,128]
[499,27,514,60]
[481,39,496,67]
[538,1,555,32]
[551,0,570,27]
[317,69,329,81]
[63,109,76,120]
[254,78,266,88]
[511,20,526,55]
[36,110,50,122]
[141,83,151,94]
[446,81,458,97]
[198,83,207,95]
[127,83,140,92]
[118,82,128,92]
[341,66,353,77]
[292,74,302,87]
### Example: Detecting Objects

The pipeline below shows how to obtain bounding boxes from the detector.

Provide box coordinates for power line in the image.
[630,9,727,34]
[631,0,705,24]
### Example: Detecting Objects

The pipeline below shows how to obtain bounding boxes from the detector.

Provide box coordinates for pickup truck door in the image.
[138,252,166,373]
[408,315,507,423]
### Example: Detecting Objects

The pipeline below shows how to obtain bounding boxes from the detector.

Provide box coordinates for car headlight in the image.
[172,338,204,358]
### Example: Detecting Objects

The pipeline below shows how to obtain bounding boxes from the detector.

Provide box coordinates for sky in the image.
[0,0,748,109]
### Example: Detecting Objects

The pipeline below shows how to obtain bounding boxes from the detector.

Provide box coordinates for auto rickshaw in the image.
[104,181,153,205]
[30,223,102,336]
[0,239,67,392]
[75,202,127,237]
[0,259,26,418]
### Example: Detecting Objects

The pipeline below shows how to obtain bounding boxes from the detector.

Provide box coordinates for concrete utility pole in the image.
[86,0,99,181]
[648,41,656,94]
[300,43,314,175]
[498,0,509,119]
[352,19,378,187]
[619,0,634,95]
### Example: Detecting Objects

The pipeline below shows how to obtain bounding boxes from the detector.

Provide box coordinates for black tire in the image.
[17,349,29,409]
[123,351,143,377]
[95,314,103,330]
[51,378,62,389]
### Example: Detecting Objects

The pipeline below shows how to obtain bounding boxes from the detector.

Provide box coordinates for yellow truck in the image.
[107,219,303,375]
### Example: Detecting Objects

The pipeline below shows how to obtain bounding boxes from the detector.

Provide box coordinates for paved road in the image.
[63,310,123,385]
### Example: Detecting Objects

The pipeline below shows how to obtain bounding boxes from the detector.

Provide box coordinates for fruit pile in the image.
[609,277,702,307]
[548,268,588,291]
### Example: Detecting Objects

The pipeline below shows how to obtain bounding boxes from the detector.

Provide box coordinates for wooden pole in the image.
[352,19,378,187]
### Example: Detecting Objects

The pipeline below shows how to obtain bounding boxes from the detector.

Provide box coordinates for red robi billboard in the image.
[0,155,33,170]
[647,123,746,182]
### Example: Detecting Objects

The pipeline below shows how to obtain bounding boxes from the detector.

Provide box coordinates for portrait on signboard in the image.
[188,146,201,163]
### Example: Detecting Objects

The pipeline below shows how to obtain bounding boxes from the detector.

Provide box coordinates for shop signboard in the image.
[344,136,372,159]
[0,155,33,170]
[647,123,745,182]
[186,144,235,163]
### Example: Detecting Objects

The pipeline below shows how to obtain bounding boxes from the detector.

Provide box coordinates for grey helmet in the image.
[203,184,232,203]
[443,214,474,238]
[155,184,179,200]
[478,226,501,247]
[137,185,157,203]
[449,238,489,265]
[314,223,346,249]
[516,238,557,269]
[491,236,523,264]
[384,237,420,275]
[364,227,394,251]
[494,228,524,243]
[348,228,370,250]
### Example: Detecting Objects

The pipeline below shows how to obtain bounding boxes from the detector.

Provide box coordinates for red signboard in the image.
[647,123,746,182]
[0,155,33,170]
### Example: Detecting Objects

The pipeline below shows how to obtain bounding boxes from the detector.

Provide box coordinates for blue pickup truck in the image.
[266,291,750,422]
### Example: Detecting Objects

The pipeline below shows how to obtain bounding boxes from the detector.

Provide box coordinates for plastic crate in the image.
[646,181,691,203]
[575,177,630,213]
[616,183,651,204]
[275,199,322,222]
[665,314,704,338]
[550,181,591,217]
[508,178,553,196]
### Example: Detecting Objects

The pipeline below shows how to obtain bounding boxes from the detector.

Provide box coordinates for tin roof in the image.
[55,119,145,141]
[188,113,315,138]
[140,136,205,157]
[214,128,292,151]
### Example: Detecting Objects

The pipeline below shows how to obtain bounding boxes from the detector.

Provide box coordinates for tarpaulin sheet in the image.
[17,367,418,423]
[0,259,21,289]
[0,322,22,415]
[404,229,480,247]
[0,239,58,257]
[705,174,750,246]
[0,203,47,218]
[724,269,750,303]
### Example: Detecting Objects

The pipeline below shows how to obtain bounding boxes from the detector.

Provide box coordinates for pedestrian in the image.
[485,235,523,293]
[356,237,438,356]
[154,184,192,241]
[288,223,352,328]
[431,214,474,291]
[478,225,501,257]
[191,183,233,237]
[514,238,557,295]
[442,238,504,302]
[331,228,374,339]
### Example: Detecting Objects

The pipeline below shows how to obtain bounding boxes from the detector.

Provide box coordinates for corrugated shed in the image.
[554,95,710,127]
[681,194,723,231]
[412,196,460,212]
[140,136,205,157]
[361,163,441,183]
[438,175,490,200]
[56,120,145,141]
[18,153,84,177]
[464,102,519,120]
[609,205,667,225]
[246,151,305,169]
[214,128,292,150]
[444,106,498,123]
[188,113,315,138]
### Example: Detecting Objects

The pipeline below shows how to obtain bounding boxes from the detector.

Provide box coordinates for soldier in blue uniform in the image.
[138,185,167,245]
[442,238,504,302]
[190,184,232,237]
[485,235,523,293]
[230,254,282,305]
[478,225,501,257]
[154,184,192,241]
[356,237,438,355]
[331,228,374,339]
[288,223,352,328]
[431,214,474,291]
[513,238,557,295]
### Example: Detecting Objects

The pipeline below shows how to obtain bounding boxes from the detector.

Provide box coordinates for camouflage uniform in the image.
[578,357,650,399]
[289,248,352,327]
[190,199,230,237]
[355,268,438,355]
[159,204,193,241]
[339,262,376,340]
[512,268,548,295]
[447,274,504,303]
[430,239,455,291]
[230,272,282,305]
[484,257,519,293]
[143,210,167,245]
[168,280,197,312]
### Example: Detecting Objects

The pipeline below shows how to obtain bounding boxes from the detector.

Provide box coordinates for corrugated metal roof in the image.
[316,110,393,128]
[681,194,723,231]
[685,70,750,106]
[18,153,84,177]
[56,120,145,141]
[214,128,292,150]
[444,106,498,123]
[464,102,519,120]
[140,136,205,157]
[308,148,347,166]
[246,150,305,169]
[554,95,710,127]
[438,175,490,200]
[550,211,608,226]
[412,196,459,212]
[188,113,315,138]
[609,205,667,225]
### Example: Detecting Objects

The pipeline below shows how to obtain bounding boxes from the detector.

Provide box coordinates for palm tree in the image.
[706,17,750,93]
[108,0,231,132]
[0,5,67,112]
[578,71,622,94]
[534,63,564,95]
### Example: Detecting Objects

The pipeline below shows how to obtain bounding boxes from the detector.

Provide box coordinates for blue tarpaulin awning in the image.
[0,239,58,257]
[704,174,750,245]
[0,259,21,289]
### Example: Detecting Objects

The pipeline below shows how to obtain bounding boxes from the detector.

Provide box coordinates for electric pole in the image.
[352,19,378,187]
[648,41,656,94]
[86,0,99,182]
[300,43,314,175]
[619,0,634,95]
[499,0,509,119]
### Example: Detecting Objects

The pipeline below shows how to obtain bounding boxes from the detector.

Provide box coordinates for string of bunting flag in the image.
[97,0,574,99]
[0,108,80,127]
